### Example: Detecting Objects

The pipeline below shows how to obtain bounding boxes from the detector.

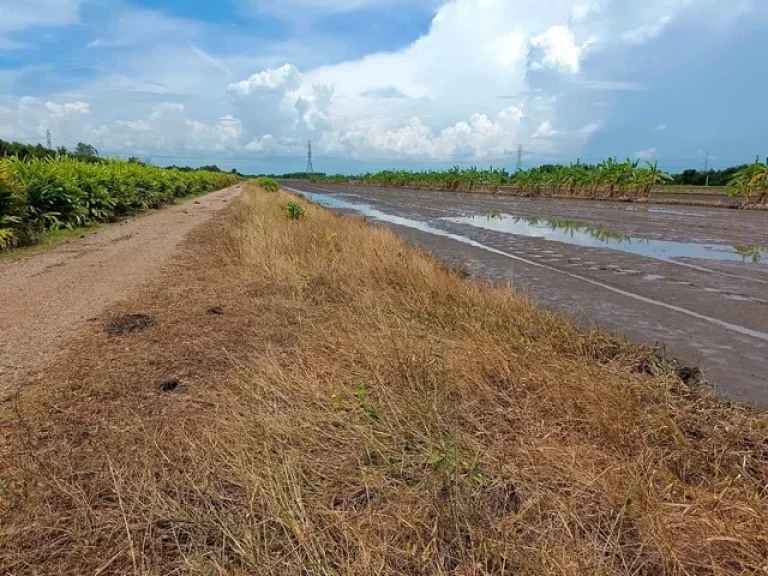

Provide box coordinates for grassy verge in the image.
[0,188,235,261]
[1,182,766,575]
[0,222,105,261]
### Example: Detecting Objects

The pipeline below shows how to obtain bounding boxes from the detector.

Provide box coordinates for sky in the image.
[0,0,766,175]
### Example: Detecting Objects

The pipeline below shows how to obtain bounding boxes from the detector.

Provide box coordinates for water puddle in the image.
[625,206,694,217]
[445,214,768,266]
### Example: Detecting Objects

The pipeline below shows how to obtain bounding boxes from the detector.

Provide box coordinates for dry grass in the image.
[1,182,767,575]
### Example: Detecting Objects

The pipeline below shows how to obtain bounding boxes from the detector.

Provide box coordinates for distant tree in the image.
[199,164,222,173]
[56,146,69,156]
[0,139,57,160]
[73,142,99,159]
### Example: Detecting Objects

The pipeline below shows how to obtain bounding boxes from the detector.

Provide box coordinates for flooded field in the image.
[285,182,768,407]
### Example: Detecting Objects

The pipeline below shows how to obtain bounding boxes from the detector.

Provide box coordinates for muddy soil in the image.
[286,182,768,407]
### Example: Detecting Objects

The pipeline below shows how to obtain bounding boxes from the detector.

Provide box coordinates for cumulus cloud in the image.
[221,0,717,161]
[0,97,92,145]
[45,101,90,117]
[1,0,758,165]
[532,120,560,139]
[90,103,245,153]
[529,26,588,73]
[228,64,302,95]
[324,107,526,159]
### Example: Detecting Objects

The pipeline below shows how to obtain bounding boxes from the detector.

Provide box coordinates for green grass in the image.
[0,223,105,261]
[0,190,224,261]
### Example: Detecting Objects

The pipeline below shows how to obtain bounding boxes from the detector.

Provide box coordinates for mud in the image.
[285,182,768,407]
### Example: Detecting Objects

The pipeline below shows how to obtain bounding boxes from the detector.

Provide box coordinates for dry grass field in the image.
[1,182,766,575]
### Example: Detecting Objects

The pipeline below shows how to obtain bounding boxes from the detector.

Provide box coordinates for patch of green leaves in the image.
[283,200,306,220]
[354,383,379,424]
[258,177,280,193]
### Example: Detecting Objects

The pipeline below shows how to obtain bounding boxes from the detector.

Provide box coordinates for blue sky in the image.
[1,0,766,175]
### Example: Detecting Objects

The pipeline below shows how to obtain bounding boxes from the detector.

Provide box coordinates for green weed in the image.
[354,383,379,423]
[257,177,280,193]
[283,200,306,220]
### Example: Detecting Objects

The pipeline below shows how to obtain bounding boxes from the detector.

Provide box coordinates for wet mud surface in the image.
[285,182,768,407]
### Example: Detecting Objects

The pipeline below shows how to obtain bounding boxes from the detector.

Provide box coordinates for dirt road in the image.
[0,184,244,395]
[285,182,768,407]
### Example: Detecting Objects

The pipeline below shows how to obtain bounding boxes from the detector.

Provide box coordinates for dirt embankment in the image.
[2,182,766,575]
[0,184,244,395]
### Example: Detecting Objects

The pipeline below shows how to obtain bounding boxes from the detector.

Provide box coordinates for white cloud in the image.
[532,120,560,139]
[1,0,757,165]
[655,124,667,131]
[634,147,657,160]
[571,1,603,23]
[228,64,302,95]
[45,101,90,117]
[90,104,245,153]
[529,26,588,73]
[622,15,672,43]
[326,107,527,159]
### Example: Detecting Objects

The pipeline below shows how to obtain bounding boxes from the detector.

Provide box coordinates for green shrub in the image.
[258,177,280,193]
[283,200,305,220]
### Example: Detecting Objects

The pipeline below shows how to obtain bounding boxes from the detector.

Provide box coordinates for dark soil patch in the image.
[207,306,224,315]
[104,313,156,335]
[157,377,182,393]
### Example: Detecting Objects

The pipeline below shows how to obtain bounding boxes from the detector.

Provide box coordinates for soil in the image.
[0,184,245,396]
[285,182,768,407]
[104,313,156,334]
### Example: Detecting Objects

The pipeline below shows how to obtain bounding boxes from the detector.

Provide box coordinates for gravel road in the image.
[0,184,244,396]
[285,182,768,407]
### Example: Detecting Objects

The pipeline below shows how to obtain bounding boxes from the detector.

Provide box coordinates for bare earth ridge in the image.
[0,184,244,395]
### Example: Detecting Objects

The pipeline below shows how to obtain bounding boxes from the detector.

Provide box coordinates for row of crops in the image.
[0,157,240,249]
[310,158,768,207]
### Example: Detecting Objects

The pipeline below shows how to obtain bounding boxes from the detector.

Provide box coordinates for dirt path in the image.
[0,184,244,395]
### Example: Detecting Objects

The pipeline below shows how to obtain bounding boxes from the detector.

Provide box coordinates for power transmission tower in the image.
[46,129,52,150]
[305,140,314,177]
[515,145,523,173]
[703,151,710,187]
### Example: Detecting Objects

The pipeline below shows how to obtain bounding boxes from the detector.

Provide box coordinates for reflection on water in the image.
[448,214,768,266]
[286,188,767,268]
[508,216,632,244]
